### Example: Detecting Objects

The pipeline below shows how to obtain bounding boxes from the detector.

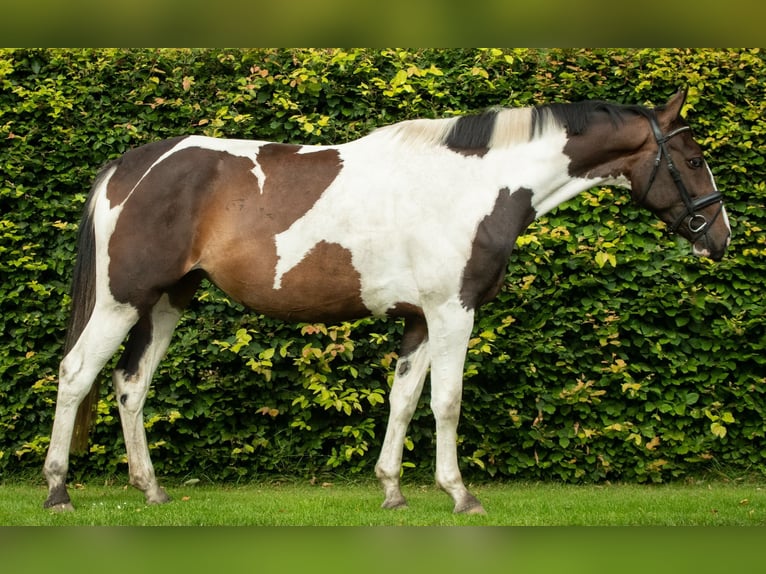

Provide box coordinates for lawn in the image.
[3,479,764,574]
[2,478,764,526]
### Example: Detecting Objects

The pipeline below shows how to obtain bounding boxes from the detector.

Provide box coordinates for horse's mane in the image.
[372,107,533,151]
[531,100,656,137]
[372,100,656,152]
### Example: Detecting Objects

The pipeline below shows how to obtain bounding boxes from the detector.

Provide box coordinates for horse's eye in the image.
[688,157,704,169]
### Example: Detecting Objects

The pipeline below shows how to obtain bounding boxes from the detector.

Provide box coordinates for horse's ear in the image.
[656,88,687,126]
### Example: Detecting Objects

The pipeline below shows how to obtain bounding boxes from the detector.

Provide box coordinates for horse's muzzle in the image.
[692,233,730,261]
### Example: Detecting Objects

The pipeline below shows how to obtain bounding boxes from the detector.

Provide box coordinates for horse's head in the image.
[631,89,731,261]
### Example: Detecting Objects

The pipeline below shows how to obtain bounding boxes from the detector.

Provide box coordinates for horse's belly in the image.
[206,239,373,323]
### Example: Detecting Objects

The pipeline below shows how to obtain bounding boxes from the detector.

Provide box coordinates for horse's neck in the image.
[520,123,641,218]
[486,137,618,219]
[530,173,615,218]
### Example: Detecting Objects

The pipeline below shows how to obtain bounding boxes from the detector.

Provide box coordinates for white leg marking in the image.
[426,300,486,514]
[43,302,139,508]
[114,294,180,504]
[375,340,430,509]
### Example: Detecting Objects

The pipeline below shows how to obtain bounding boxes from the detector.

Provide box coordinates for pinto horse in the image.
[43,89,730,513]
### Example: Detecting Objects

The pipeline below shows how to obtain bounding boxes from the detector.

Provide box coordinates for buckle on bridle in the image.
[668,189,723,234]
[688,214,708,234]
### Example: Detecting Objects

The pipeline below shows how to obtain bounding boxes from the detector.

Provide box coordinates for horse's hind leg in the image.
[44,303,139,510]
[112,292,186,505]
[375,315,430,509]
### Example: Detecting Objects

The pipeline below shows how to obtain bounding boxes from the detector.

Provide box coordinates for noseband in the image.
[638,115,723,237]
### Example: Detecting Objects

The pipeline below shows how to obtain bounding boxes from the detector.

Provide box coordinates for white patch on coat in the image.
[89,166,142,321]
[271,124,610,315]
[706,162,731,236]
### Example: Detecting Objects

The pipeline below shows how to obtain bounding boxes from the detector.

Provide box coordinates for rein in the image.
[638,115,723,237]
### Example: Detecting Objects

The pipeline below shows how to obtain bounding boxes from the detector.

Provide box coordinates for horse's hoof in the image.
[146,488,171,505]
[45,501,75,512]
[458,503,486,515]
[453,493,486,515]
[381,496,409,510]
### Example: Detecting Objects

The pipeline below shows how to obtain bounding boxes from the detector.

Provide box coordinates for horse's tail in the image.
[67,164,113,454]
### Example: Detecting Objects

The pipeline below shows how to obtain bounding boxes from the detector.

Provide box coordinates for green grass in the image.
[2,479,765,525]
[4,480,766,574]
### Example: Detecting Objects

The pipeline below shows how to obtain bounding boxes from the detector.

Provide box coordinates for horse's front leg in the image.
[375,316,430,509]
[427,302,486,514]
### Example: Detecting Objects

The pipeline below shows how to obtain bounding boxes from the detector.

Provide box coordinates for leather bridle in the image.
[637,114,724,239]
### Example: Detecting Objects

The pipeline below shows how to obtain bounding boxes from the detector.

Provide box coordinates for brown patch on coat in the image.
[382,306,429,375]
[108,145,222,311]
[561,113,649,180]
[107,142,362,320]
[255,143,345,228]
[213,240,367,323]
[106,136,187,207]
[386,302,425,319]
[385,302,428,358]
[398,314,428,359]
[459,187,536,310]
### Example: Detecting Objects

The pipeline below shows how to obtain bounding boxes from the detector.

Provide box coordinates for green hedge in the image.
[1,48,764,484]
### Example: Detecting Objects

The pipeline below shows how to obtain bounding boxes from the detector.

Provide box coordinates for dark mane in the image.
[531,100,655,137]
[444,109,501,150]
